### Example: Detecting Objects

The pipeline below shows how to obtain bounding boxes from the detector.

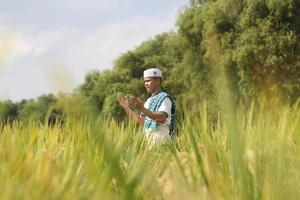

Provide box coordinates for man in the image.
[117,68,175,144]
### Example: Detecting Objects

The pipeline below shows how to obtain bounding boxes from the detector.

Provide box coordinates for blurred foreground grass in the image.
[0,103,300,200]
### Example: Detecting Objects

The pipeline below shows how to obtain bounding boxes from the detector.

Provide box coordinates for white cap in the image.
[143,68,162,78]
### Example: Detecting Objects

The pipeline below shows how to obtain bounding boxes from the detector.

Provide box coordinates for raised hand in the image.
[117,93,129,108]
[129,96,144,111]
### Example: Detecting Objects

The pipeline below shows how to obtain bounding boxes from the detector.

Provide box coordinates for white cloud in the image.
[64,15,176,79]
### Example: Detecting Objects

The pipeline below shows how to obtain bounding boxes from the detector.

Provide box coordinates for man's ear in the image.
[156,77,162,84]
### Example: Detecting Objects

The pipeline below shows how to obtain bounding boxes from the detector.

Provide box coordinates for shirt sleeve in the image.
[158,97,172,117]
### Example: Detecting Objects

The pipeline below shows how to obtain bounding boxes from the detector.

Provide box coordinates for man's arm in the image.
[140,108,167,123]
[129,96,167,123]
[122,105,145,125]
[117,93,144,125]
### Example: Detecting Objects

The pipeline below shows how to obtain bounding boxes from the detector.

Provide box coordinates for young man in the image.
[117,68,175,144]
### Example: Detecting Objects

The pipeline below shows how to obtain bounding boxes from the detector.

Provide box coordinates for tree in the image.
[18,94,57,123]
[0,100,18,124]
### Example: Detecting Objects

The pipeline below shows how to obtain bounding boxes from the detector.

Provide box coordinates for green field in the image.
[0,103,299,200]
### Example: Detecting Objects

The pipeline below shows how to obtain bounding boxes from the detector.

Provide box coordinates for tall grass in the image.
[0,103,300,199]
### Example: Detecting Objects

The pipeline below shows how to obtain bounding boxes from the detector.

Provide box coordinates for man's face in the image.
[144,77,161,93]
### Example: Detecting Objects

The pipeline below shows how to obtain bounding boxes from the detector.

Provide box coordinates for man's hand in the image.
[117,93,129,109]
[129,96,144,111]
[117,93,144,125]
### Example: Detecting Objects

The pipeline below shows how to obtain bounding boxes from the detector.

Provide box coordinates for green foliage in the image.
[199,0,300,103]
[0,100,18,123]
[18,94,57,123]
[0,95,59,125]
[79,70,132,113]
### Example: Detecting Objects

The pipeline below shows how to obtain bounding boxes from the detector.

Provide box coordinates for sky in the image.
[0,0,189,101]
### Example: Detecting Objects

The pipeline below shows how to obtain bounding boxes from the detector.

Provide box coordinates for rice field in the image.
[0,103,300,200]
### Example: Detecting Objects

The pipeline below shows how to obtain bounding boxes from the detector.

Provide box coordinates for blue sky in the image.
[0,0,189,101]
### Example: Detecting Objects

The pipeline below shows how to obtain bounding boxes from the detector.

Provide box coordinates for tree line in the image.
[1,0,300,125]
